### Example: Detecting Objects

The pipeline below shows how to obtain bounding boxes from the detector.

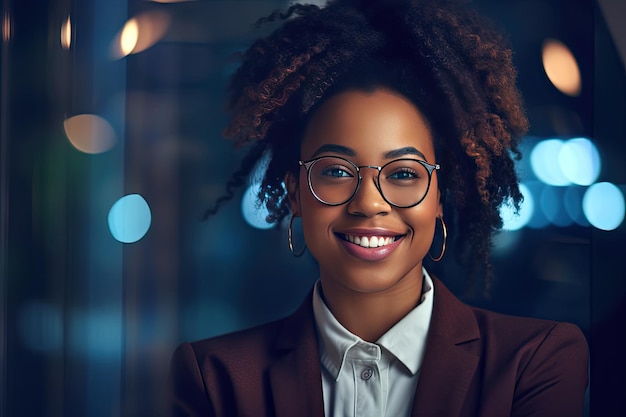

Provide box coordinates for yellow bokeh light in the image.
[120,18,139,56]
[112,11,170,59]
[542,38,582,97]
[61,15,72,49]
[63,114,117,154]
[2,12,11,42]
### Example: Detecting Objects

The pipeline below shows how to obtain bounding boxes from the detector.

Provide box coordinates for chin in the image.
[330,268,421,295]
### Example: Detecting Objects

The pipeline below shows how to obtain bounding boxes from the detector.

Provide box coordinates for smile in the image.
[336,232,405,262]
[341,234,401,248]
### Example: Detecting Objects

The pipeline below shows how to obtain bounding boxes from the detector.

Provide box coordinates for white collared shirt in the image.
[312,269,434,417]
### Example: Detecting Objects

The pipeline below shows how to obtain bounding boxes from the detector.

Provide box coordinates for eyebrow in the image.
[310,144,427,160]
[384,146,427,160]
[311,144,356,158]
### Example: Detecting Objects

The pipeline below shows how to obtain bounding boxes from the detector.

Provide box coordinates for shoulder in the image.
[432,276,587,356]
[172,316,290,374]
[471,307,588,415]
[168,311,309,417]
[431,276,588,414]
[470,305,587,352]
[435,272,589,385]
[469,306,588,379]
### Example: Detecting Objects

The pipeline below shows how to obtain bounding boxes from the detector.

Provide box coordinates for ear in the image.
[284,171,301,217]
[436,187,444,218]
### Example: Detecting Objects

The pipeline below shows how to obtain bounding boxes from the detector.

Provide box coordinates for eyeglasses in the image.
[299,156,440,208]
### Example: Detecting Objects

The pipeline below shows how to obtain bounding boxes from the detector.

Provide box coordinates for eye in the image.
[387,167,419,181]
[320,165,354,178]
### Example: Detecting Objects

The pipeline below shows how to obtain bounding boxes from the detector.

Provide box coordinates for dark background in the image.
[0,0,624,416]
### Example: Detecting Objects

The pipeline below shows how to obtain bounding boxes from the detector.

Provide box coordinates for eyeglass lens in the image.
[307,156,433,207]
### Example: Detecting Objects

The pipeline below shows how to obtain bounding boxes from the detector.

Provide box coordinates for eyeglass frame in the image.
[298,155,441,208]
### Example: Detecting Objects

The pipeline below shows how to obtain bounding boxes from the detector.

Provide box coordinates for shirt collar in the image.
[377,271,433,375]
[312,268,434,380]
[312,282,363,380]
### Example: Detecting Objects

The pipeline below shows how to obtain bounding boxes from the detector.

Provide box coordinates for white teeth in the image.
[345,234,395,248]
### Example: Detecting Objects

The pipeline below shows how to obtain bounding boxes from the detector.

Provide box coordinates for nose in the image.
[346,167,391,217]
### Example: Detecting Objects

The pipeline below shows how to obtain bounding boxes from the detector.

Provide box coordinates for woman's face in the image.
[287,88,442,296]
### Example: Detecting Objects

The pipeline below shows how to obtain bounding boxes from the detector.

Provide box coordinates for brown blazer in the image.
[169,278,588,417]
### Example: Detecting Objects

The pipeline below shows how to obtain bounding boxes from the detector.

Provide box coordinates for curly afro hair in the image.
[205,0,528,291]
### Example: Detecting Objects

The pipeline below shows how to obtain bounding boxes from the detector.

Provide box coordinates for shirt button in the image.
[361,367,373,380]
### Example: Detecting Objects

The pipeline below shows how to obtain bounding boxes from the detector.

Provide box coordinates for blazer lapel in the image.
[269,294,325,417]
[411,278,481,417]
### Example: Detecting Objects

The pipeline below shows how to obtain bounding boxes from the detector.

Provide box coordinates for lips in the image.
[336,230,406,261]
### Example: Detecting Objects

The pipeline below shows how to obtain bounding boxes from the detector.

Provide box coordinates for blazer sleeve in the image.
[168,342,215,417]
[512,322,589,417]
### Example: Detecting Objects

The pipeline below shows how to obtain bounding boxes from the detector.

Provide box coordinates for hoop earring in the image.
[288,215,306,257]
[429,216,447,262]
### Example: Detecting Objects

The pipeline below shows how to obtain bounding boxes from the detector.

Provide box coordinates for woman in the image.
[169,0,588,416]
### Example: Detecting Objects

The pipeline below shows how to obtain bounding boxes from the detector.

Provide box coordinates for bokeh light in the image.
[243,153,281,229]
[70,309,122,357]
[2,11,11,42]
[564,186,589,226]
[63,114,117,154]
[242,183,273,230]
[530,137,603,188]
[108,194,152,243]
[61,15,72,49]
[500,183,534,231]
[542,38,582,96]
[540,186,573,227]
[559,138,601,186]
[249,150,272,185]
[524,181,551,229]
[120,18,139,56]
[583,182,625,231]
[530,139,570,186]
[113,11,170,58]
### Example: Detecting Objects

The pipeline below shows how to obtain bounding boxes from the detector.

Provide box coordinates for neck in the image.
[319,273,424,343]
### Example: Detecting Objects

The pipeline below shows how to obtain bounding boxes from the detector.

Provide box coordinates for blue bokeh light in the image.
[559,138,601,186]
[530,139,571,186]
[563,186,590,226]
[248,150,272,185]
[107,194,152,243]
[540,186,573,227]
[524,181,551,229]
[242,183,274,230]
[70,309,122,357]
[583,182,625,231]
[500,183,534,231]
